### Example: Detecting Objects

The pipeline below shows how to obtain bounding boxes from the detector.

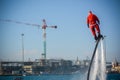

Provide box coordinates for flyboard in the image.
[87,36,103,80]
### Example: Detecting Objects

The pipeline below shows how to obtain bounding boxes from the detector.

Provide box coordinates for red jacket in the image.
[87,13,100,25]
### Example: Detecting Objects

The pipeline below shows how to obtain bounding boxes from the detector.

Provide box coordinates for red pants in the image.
[90,24,100,37]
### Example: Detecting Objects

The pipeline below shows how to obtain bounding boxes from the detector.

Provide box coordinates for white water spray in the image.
[100,40,106,80]
[89,39,106,80]
[90,49,99,80]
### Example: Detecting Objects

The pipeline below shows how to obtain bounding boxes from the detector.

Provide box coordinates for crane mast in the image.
[41,19,57,64]
[42,19,47,60]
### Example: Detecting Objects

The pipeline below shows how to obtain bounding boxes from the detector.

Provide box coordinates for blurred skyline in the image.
[0,0,120,62]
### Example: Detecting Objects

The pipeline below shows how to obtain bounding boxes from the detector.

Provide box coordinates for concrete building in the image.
[23,62,33,74]
[0,59,87,75]
[1,61,22,75]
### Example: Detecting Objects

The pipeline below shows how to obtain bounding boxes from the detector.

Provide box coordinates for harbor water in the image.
[0,73,120,80]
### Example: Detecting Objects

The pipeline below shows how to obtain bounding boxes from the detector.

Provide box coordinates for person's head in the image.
[88,11,92,15]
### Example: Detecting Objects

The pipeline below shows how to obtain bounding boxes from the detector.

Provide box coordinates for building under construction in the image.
[0,58,89,75]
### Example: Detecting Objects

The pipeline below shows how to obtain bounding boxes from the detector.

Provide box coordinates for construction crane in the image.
[0,19,57,61]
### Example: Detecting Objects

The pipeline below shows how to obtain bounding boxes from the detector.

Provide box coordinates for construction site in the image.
[0,19,89,76]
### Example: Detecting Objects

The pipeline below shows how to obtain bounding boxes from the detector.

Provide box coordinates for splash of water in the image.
[89,39,106,80]
[90,49,99,80]
[100,40,106,80]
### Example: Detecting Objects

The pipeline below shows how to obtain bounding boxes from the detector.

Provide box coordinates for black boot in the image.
[94,36,98,41]
[98,33,103,39]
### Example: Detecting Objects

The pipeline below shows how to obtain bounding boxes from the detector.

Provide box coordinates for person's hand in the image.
[98,22,100,25]
[87,24,89,28]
